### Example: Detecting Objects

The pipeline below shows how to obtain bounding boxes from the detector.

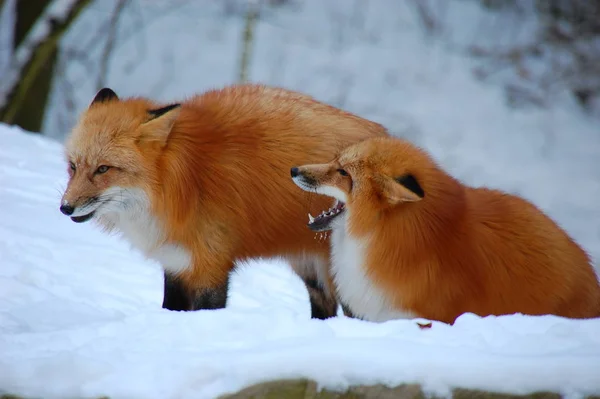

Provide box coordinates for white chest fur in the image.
[97,187,192,274]
[330,213,416,322]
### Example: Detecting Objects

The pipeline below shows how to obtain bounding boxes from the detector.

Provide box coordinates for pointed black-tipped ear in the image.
[384,173,424,204]
[395,174,425,199]
[147,103,181,120]
[90,88,119,106]
[140,103,182,146]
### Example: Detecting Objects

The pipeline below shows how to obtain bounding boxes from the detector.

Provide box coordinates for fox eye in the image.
[95,165,110,174]
[337,168,349,177]
[69,162,76,171]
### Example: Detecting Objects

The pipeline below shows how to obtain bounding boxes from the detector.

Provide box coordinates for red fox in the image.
[291,136,600,324]
[59,84,388,317]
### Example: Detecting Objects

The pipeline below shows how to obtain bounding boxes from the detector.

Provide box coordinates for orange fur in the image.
[293,136,600,324]
[60,83,388,314]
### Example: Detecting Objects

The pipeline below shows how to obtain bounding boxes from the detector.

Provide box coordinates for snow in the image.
[2,1,600,398]
[1,125,600,399]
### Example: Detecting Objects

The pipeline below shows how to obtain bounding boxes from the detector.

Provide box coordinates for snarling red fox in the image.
[291,136,600,324]
[59,83,388,317]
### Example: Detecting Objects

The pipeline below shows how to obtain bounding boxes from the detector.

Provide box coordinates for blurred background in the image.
[1,0,600,269]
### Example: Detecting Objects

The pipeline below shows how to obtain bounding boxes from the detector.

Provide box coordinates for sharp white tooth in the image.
[308,213,315,223]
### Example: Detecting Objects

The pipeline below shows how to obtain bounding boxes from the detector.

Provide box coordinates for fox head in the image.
[60,88,181,223]
[291,137,438,232]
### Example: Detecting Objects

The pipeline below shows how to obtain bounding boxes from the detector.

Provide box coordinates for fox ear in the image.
[385,174,424,204]
[140,104,181,145]
[90,88,118,107]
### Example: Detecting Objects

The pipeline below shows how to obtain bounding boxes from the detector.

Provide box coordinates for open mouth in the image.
[71,211,96,223]
[307,200,346,232]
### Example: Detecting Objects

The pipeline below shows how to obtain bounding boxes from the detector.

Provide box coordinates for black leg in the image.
[190,273,230,310]
[303,276,338,320]
[341,302,356,319]
[162,272,191,311]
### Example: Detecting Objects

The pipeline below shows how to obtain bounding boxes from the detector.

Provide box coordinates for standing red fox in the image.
[59,83,388,316]
[291,136,600,324]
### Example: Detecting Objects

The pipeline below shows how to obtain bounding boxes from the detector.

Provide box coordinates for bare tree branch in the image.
[239,0,260,82]
[96,0,130,90]
[408,0,442,36]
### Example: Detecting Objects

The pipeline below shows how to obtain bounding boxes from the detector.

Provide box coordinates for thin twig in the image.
[96,0,130,90]
[239,0,260,82]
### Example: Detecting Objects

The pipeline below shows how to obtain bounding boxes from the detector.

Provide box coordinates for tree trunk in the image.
[11,0,56,133]
[0,0,91,133]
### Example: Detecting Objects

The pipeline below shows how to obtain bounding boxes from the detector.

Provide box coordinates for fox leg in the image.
[189,273,230,310]
[159,234,234,311]
[164,248,232,311]
[289,256,339,319]
[162,271,191,311]
[162,269,230,311]
[341,302,355,318]
[304,276,339,319]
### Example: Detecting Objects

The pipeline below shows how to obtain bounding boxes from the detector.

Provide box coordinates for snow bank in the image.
[1,124,599,399]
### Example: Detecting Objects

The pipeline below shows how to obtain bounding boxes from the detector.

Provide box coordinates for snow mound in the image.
[1,124,600,399]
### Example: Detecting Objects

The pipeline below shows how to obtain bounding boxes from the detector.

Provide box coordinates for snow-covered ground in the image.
[1,126,600,399]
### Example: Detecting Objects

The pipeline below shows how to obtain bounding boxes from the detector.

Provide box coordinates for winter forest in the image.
[1,1,600,398]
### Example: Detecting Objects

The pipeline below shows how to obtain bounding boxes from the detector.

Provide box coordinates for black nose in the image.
[290,167,300,178]
[60,203,74,216]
